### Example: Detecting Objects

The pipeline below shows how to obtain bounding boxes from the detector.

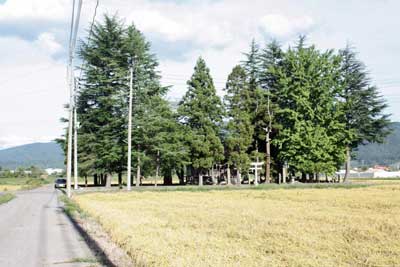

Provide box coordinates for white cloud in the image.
[0,36,67,149]
[128,7,236,47]
[259,14,314,37]
[34,32,63,55]
[0,0,68,22]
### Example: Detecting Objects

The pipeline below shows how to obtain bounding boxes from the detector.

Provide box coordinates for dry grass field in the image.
[74,183,400,267]
[0,185,22,191]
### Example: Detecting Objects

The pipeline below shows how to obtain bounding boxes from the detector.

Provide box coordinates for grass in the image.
[53,257,98,265]
[0,177,49,191]
[74,181,400,267]
[0,193,15,205]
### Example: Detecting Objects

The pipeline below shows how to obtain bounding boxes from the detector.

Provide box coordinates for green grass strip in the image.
[0,193,15,205]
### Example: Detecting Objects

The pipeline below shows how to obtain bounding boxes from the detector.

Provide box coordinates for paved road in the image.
[0,185,96,267]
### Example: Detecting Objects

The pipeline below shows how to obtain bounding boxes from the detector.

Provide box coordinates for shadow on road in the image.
[60,195,118,267]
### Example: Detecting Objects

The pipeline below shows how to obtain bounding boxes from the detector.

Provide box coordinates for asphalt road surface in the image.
[0,185,97,267]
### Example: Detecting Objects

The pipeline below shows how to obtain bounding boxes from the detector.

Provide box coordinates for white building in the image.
[45,168,64,175]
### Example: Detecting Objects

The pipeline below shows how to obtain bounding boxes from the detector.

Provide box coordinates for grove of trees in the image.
[60,14,391,186]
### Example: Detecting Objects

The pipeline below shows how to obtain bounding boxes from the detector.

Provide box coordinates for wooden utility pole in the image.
[127,65,133,191]
[265,127,271,183]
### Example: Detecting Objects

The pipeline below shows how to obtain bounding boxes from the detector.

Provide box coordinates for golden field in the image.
[74,183,400,267]
[0,185,22,191]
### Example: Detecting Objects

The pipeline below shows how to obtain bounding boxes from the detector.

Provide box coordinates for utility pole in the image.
[136,144,141,187]
[66,69,74,198]
[265,127,271,183]
[73,78,78,190]
[66,0,83,198]
[155,150,160,187]
[127,65,133,191]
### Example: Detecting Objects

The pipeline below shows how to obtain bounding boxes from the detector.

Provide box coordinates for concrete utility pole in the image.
[155,150,160,187]
[73,79,78,190]
[127,65,133,191]
[66,71,74,198]
[227,164,231,185]
[66,0,83,198]
[136,145,141,187]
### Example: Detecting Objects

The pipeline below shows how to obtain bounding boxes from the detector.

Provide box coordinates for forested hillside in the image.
[355,122,400,166]
[0,142,64,169]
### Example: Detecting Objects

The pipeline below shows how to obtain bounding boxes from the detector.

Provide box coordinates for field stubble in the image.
[74,183,400,267]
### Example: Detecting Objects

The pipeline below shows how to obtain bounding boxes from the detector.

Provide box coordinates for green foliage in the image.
[338,45,392,149]
[271,38,347,174]
[178,57,224,172]
[59,13,393,182]
[224,65,253,171]
[71,14,188,180]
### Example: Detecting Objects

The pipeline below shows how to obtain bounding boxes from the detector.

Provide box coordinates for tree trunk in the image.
[105,173,112,188]
[163,173,172,185]
[85,175,88,187]
[100,173,104,186]
[344,146,350,183]
[118,172,122,188]
[237,169,241,186]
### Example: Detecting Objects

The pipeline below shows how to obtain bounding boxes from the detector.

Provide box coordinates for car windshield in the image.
[56,179,66,183]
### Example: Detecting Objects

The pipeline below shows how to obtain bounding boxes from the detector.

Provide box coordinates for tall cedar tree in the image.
[339,46,391,181]
[258,40,284,179]
[178,57,224,181]
[77,15,182,185]
[272,37,347,176]
[77,15,127,186]
[224,65,254,175]
[241,40,271,163]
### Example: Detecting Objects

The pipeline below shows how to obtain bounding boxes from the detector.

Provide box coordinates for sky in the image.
[0,0,399,149]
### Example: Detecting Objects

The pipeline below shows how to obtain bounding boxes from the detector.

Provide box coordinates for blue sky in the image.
[0,0,399,148]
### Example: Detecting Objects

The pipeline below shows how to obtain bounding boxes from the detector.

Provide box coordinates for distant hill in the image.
[0,142,64,170]
[354,122,400,167]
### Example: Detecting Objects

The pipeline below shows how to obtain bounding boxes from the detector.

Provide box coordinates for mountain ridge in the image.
[0,142,64,169]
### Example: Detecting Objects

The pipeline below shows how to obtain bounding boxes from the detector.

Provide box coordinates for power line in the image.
[78,0,99,82]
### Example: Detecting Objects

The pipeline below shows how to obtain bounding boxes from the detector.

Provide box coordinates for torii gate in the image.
[250,161,264,186]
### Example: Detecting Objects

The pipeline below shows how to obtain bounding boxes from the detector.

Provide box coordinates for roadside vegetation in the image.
[0,177,50,191]
[74,182,400,267]
[0,193,15,205]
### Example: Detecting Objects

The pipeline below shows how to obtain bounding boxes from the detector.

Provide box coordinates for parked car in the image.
[54,178,67,189]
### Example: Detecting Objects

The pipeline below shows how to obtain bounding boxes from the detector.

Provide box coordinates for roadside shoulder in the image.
[59,194,134,267]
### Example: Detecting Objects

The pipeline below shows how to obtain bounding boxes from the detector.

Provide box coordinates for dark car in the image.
[54,178,67,189]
